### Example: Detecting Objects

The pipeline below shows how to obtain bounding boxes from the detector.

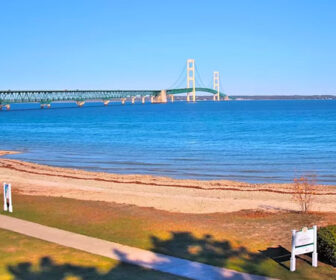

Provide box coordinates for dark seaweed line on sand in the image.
[1,159,336,196]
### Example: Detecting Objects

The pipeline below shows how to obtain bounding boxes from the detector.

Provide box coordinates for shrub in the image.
[317,225,336,266]
[291,176,316,213]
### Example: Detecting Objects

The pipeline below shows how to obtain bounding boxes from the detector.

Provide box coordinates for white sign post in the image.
[3,183,13,213]
[290,225,317,272]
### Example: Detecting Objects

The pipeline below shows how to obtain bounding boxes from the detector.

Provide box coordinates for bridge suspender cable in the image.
[167,64,187,89]
[194,64,207,88]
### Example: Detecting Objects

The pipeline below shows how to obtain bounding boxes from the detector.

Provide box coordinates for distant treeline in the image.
[231,95,336,100]
[174,95,336,101]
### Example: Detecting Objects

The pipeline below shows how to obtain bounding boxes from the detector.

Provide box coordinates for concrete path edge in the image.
[0,214,277,280]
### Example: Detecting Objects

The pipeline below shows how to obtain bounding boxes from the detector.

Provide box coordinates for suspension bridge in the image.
[0,59,229,110]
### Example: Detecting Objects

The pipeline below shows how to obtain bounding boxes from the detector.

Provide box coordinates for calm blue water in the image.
[0,100,335,184]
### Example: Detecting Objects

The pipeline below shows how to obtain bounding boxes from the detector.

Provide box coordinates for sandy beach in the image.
[1,151,336,214]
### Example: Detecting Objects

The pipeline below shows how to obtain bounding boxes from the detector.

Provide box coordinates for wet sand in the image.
[0,151,21,156]
[1,151,335,214]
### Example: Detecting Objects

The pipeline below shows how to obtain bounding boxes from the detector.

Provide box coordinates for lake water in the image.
[1,100,335,184]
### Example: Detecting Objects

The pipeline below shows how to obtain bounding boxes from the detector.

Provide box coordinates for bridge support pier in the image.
[41,104,51,109]
[152,90,167,103]
[141,96,145,104]
[121,98,126,105]
[186,92,196,102]
[103,100,110,106]
[150,96,154,103]
[76,101,85,107]
[131,97,136,104]
[169,95,174,102]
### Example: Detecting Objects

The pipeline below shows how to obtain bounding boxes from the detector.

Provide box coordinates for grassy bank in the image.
[2,193,336,279]
[0,228,186,280]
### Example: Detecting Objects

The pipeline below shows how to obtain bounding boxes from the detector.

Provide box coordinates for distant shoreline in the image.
[152,95,336,101]
[230,95,336,100]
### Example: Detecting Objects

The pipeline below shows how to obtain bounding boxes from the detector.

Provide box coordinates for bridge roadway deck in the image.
[0,87,226,104]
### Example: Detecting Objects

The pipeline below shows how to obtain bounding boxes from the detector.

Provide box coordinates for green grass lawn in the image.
[0,228,187,280]
[2,194,336,280]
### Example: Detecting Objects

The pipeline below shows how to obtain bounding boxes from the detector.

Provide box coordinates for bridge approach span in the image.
[0,87,227,108]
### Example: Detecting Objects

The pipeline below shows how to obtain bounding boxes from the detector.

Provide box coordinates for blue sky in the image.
[0,0,335,95]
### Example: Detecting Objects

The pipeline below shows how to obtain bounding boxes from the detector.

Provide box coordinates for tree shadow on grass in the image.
[7,256,178,280]
[114,232,271,279]
[8,232,274,280]
[150,232,259,266]
[260,246,292,270]
[260,245,319,271]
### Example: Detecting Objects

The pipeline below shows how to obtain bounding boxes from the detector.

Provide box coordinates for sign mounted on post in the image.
[290,226,317,272]
[3,183,13,213]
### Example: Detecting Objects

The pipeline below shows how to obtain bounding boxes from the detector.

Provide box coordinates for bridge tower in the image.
[213,71,220,101]
[187,59,196,102]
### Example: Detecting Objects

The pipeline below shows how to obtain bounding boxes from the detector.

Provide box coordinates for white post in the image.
[3,183,7,211]
[312,225,318,267]
[8,184,13,213]
[290,229,296,272]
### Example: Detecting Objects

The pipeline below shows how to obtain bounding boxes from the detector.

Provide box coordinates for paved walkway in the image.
[0,215,275,280]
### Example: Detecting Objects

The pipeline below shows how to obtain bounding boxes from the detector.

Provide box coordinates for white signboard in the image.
[3,183,13,213]
[295,245,314,256]
[290,226,317,271]
[295,229,314,247]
